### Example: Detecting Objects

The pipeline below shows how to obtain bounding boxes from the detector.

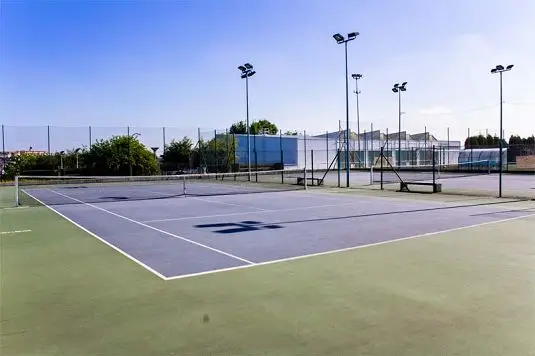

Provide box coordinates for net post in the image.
[182,175,186,196]
[303,167,307,191]
[15,175,19,206]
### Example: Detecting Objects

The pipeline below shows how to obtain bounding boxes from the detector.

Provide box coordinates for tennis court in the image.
[2,171,535,355]
[12,172,535,279]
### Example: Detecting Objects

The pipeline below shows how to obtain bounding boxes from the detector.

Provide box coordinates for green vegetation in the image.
[1,120,289,178]
[230,119,279,135]
[1,201,534,355]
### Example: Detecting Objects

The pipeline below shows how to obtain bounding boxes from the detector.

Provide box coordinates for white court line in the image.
[0,229,32,235]
[45,189,254,265]
[142,201,368,223]
[164,210,535,281]
[21,189,169,280]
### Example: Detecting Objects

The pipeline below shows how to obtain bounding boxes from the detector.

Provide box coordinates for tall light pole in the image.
[392,82,407,167]
[351,73,363,167]
[333,32,359,187]
[491,64,514,198]
[238,63,256,180]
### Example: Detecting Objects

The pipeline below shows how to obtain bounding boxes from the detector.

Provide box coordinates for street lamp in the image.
[151,147,159,159]
[333,31,359,187]
[392,82,407,167]
[74,148,81,169]
[59,150,65,175]
[490,64,514,198]
[238,63,256,180]
[351,73,363,167]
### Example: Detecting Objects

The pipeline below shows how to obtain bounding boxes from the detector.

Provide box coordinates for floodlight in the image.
[244,63,253,69]
[401,81,407,86]
[247,71,256,77]
[333,33,344,43]
[506,64,514,70]
[392,88,398,93]
[347,32,359,40]
[496,65,504,70]
[241,74,247,79]
[238,65,246,72]
[491,68,497,73]
[393,83,399,88]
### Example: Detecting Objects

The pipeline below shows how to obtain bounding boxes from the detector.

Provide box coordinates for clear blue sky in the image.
[1,0,534,151]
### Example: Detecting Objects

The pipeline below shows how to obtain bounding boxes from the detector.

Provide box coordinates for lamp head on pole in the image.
[491,64,514,74]
[351,73,363,80]
[238,63,255,79]
[392,82,407,93]
[333,33,344,43]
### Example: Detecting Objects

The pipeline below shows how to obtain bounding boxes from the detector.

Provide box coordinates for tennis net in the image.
[371,160,492,184]
[15,168,307,206]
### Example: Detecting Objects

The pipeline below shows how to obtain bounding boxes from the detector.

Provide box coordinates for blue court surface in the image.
[24,187,535,280]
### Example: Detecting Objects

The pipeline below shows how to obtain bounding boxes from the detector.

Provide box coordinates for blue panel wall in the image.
[235,135,298,166]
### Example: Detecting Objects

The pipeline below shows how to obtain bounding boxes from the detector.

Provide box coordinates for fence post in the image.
[311,149,314,184]
[254,150,258,182]
[46,125,50,154]
[89,126,92,150]
[214,129,218,174]
[432,145,436,187]
[337,149,341,188]
[325,130,329,170]
[380,146,384,190]
[279,130,284,170]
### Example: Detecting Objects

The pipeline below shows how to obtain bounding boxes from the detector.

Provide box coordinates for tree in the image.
[3,152,58,179]
[464,134,505,149]
[229,119,279,135]
[161,137,193,172]
[84,135,160,176]
[250,119,278,135]
[229,121,247,134]
[284,130,298,136]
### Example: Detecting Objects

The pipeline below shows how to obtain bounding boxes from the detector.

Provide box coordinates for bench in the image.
[296,177,324,186]
[400,181,442,193]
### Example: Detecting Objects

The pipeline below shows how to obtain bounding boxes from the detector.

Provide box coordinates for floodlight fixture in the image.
[238,65,246,71]
[333,33,344,43]
[348,32,359,40]
[244,63,253,69]
[506,64,514,70]
[496,65,504,70]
